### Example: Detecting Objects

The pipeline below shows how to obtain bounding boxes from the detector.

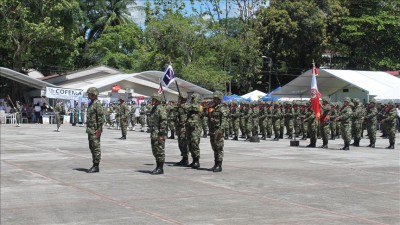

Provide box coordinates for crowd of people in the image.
[3,89,399,175]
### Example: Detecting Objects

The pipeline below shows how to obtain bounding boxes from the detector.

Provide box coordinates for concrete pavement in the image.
[1,123,399,225]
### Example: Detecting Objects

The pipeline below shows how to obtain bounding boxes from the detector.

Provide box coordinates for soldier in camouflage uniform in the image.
[304,101,318,148]
[337,97,353,150]
[293,101,301,138]
[208,91,226,172]
[299,102,309,140]
[230,100,241,140]
[271,102,282,141]
[129,102,137,131]
[364,99,377,148]
[381,100,397,149]
[251,101,260,137]
[166,101,176,139]
[13,101,22,127]
[265,102,273,138]
[201,101,209,138]
[139,102,146,132]
[223,102,231,140]
[284,102,294,139]
[115,103,120,130]
[259,101,267,140]
[335,102,342,138]
[351,98,364,147]
[72,101,79,126]
[86,87,104,173]
[320,97,331,148]
[329,102,337,140]
[54,100,62,132]
[148,93,168,174]
[145,101,153,132]
[279,103,285,139]
[118,97,129,139]
[187,93,202,169]
[239,101,247,138]
[174,93,189,166]
[242,102,252,140]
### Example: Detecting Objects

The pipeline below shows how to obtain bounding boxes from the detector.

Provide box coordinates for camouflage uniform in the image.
[148,93,168,174]
[284,102,294,139]
[338,97,353,150]
[54,101,62,131]
[223,102,231,140]
[265,102,273,138]
[118,97,130,139]
[139,103,146,131]
[329,103,337,140]
[351,98,364,146]
[201,101,209,138]
[271,102,282,140]
[279,104,285,139]
[187,93,202,168]
[381,100,397,149]
[239,102,247,138]
[145,103,152,132]
[86,87,104,173]
[175,94,189,166]
[15,101,22,127]
[230,100,240,140]
[129,103,137,130]
[259,101,267,139]
[251,102,260,137]
[365,99,378,148]
[335,103,342,138]
[320,97,331,148]
[166,101,176,139]
[208,91,226,172]
[304,102,318,147]
[73,101,79,126]
[293,101,301,138]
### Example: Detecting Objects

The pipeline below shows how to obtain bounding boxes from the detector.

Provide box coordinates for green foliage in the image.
[0,0,83,74]
[87,23,143,71]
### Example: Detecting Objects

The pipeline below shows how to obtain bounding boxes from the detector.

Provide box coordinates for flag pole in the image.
[160,81,167,102]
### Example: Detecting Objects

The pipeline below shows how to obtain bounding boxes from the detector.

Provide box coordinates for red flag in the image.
[310,62,321,120]
[158,83,164,94]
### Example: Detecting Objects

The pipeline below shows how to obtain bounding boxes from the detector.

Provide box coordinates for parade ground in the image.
[1,124,399,225]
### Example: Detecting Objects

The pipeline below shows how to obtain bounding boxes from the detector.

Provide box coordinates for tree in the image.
[340,0,400,70]
[0,0,83,74]
[87,23,143,71]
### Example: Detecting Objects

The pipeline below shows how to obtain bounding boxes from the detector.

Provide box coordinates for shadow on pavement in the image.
[73,168,89,172]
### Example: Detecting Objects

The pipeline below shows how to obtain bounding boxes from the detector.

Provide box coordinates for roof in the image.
[241,90,267,101]
[272,69,400,98]
[57,69,213,98]
[0,67,58,89]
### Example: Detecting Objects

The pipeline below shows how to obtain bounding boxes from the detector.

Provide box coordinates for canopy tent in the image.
[375,88,400,103]
[272,69,400,102]
[223,94,246,102]
[261,87,281,101]
[241,90,267,102]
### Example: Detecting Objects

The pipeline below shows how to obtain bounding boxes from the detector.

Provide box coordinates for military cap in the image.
[388,100,395,107]
[151,93,163,101]
[343,97,351,103]
[86,87,99,96]
[119,96,125,101]
[213,91,224,100]
[322,96,330,102]
[369,98,376,104]
[273,102,280,106]
[231,100,238,106]
[191,93,202,102]
[286,101,292,106]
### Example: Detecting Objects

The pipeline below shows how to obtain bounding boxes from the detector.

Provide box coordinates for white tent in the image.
[375,88,400,103]
[241,90,267,101]
[272,69,400,102]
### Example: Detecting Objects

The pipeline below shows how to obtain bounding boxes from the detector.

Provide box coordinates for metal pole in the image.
[268,58,272,94]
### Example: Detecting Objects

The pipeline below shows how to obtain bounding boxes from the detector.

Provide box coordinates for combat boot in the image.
[261,135,266,140]
[213,161,222,172]
[190,157,200,169]
[330,134,335,140]
[233,135,238,141]
[168,132,175,139]
[174,157,189,166]
[306,143,316,148]
[386,142,395,149]
[87,163,99,173]
[267,134,271,138]
[202,133,207,138]
[340,143,350,151]
[210,160,217,171]
[224,134,229,140]
[120,135,126,140]
[320,142,328,149]
[369,143,375,148]
[151,161,164,175]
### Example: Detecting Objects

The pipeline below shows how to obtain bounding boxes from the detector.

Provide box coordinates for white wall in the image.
[329,86,369,103]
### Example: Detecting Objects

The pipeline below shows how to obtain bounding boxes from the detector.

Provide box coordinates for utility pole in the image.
[262,56,272,93]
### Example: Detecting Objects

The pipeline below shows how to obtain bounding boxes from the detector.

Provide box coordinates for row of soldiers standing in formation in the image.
[163,96,397,151]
